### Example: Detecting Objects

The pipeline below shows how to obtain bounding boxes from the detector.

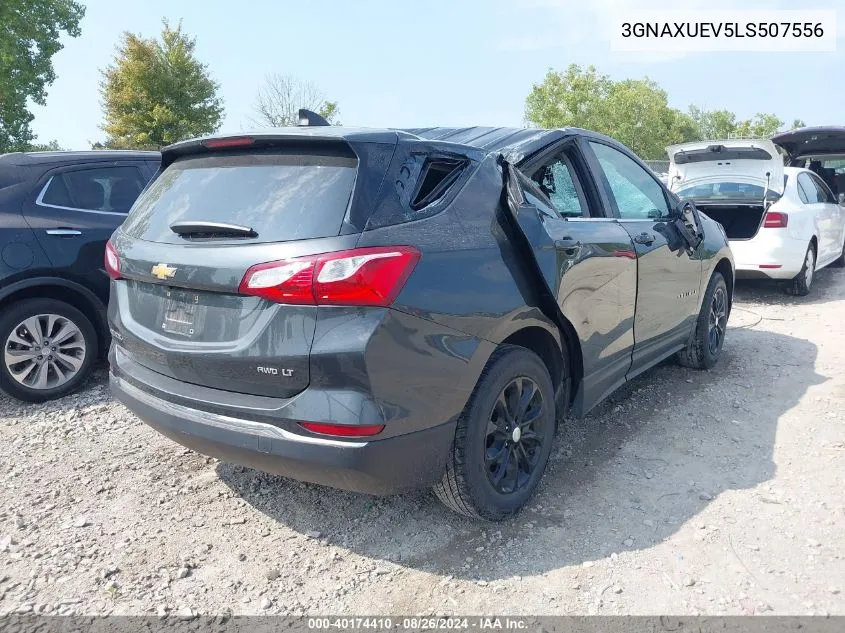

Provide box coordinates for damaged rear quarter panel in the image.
[360,154,560,342]
[357,149,639,417]
[354,154,562,418]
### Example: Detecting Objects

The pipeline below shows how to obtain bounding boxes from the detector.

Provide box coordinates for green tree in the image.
[688,107,789,139]
[250,73,340,127]
[670,110,700,145]
[735,113,783,138]
[98,20,224,149]
[600,78,688,159]
[526,65,806,157]
[0,0,85,152]
[27,140,64,151]
[687,106,738,140]
[524,65,611,132]
[525,65,697,159]
[790,118,806,130]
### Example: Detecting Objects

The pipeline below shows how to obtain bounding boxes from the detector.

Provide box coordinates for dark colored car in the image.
[107,124,733,520]
[0,150,159,402]
[773,126,845,201]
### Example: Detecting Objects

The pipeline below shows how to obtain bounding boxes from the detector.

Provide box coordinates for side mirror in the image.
[669,198,686,218]
[682,201,696,227]
[838,192,845,205]
[675,201,704,251]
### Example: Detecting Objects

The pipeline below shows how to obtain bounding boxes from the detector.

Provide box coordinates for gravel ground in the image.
[1,267,844,617]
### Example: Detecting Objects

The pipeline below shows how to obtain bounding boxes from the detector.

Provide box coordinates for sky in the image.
[30,0,845,150]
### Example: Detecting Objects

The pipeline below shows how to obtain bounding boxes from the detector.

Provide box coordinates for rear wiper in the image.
[170,221,258,239]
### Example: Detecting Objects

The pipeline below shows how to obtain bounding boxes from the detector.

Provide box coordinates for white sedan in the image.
[666,138,845,295]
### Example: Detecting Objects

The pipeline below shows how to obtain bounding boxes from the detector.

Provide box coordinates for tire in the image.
[433,345,556,521]
[785,242,816,296]
[832,234,845,268]
[676,272,729,370]
[0,298,98,403]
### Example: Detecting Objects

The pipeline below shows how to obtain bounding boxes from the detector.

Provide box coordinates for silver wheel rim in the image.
[4,314,86,390]
[805,248,815,288]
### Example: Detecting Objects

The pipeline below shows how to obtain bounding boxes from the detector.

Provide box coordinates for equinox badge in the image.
[151,263,177,280]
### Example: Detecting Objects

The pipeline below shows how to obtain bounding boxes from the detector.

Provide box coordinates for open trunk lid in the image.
[666,139,785,196]
[771,126,845,160]
[109,134,394,399]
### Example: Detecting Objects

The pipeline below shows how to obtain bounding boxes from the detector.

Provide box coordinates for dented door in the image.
[502,163,638,413]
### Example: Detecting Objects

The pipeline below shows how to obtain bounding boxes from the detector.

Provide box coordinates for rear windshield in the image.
[120,151,357,244]
[803,157,845,174]
[676,181,782,202]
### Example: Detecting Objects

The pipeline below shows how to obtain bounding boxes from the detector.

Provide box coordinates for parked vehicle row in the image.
[667,128,845,296]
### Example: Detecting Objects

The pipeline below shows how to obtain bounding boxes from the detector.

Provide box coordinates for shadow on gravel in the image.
[219,327,824,582]
[734,266,843,306]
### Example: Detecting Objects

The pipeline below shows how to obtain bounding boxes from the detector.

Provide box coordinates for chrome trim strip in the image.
[45,229,82,236]
[116,377,369,449]
[35,177,127,217]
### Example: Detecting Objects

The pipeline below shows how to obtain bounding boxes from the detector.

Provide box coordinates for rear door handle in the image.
[46,229,81,236]
[554,236,581,249]
[633,232,656,245]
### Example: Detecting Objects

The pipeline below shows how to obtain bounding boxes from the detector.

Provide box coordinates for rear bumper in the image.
[107,303,495,495]
[730,231,809,280]
[111,372,455,495]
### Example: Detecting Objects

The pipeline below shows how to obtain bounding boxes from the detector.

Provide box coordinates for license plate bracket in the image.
[160,289,206,337]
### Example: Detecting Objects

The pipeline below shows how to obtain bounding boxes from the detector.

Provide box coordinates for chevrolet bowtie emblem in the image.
[151,263,177,280]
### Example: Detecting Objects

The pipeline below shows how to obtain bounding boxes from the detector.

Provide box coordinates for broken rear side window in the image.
[367,153,471,229]
[411,158,466,209]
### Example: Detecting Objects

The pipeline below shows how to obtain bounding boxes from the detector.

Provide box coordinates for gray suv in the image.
[108,121,733,520]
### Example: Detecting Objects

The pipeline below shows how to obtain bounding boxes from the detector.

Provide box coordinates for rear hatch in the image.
[666,139,785,240]
[109,133,396,398]
[667,139,785,195]
[771,126,845,162]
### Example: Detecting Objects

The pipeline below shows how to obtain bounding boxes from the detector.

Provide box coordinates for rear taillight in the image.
[238,246,421,307]
[104,240,121,280]
[764,211,788,228]
[299,422,385,437]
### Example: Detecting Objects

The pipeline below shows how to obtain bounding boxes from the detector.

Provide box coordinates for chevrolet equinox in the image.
[107,118,734,520]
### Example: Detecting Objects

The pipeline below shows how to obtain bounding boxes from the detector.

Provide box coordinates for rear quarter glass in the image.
[120,151,358,244]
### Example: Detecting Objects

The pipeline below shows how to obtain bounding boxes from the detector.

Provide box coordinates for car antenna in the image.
[297,109,331,127]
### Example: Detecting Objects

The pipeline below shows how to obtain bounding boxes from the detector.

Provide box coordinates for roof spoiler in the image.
[297,109,331,127]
